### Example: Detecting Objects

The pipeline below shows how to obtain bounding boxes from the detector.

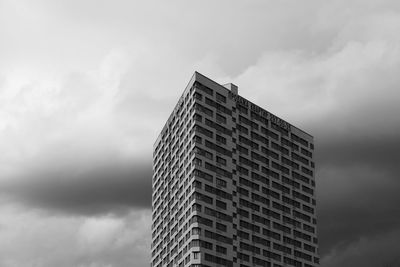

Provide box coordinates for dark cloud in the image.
[317,167,400,255]
[321,228,400,267]
[1,161,152,216]
[313,120,400,260]
[317,134,400,173]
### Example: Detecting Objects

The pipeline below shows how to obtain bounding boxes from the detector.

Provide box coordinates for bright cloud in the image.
[0,205,151,267]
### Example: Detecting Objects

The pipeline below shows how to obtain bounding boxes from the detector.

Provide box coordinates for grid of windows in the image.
[151,72,320,267]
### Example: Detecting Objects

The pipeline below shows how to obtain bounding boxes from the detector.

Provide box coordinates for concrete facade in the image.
[151,72,320,267]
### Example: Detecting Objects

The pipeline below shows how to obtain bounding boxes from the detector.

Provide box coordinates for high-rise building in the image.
[151,72,319,267]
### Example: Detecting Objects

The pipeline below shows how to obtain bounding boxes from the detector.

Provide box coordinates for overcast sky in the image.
[1,0,400,266]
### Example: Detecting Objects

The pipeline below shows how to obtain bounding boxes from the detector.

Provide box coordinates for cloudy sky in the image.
[1,0,400,266]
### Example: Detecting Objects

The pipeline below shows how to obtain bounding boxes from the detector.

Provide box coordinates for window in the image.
[194,113,202,122]
[193,252,200,259]
[237,145,248,155]
[201,240,213,250]
[216,92,226,103]
[237,124,249,135]
[197,83,213,96]
[216,245,227,254]
[216,156,227,166]
[237,230,249,239]
[193,158,202,167]
[237,252,250,262]
[192,227,201,236]
[205,150,213,160]
[194,92,202,100]
[216,200,227,210]
[190,239,200,248]
[216,134,226,144]
[192,180,202,189]
[192,203,201,212]
[237,166,249,176]
[216,178,227,188]
[196,103,213,117]
[194,135,202,144]
[196,125,213,138]
[216,222,227,232]
[216,113,227,124]
[238,105,248,114]
[237,208,249,218]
